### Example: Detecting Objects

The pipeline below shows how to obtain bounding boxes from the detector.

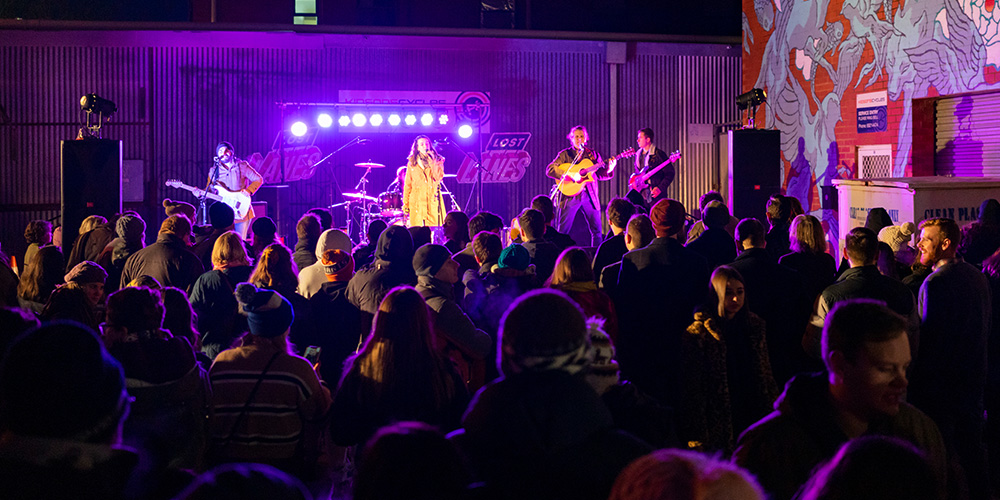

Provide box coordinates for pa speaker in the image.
[728,129,781,221]
[61,139,123,248]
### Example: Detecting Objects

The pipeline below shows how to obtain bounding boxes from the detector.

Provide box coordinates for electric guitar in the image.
[627,150,682,201]
[165,179,252,220]
[555,148,637,197]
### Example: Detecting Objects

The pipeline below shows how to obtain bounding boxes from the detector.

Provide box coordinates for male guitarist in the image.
[626,128,674,208]
[546,125,615,247]
[209,141,263,239]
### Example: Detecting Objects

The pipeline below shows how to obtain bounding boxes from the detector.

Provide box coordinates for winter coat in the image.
[119,233,204,291]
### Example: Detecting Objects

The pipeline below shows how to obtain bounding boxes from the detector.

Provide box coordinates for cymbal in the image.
[355,162,385,169]
[342,192,378,202]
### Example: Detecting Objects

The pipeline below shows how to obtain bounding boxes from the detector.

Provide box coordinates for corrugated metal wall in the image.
[1,30,739,260]
[935,91,1000,177]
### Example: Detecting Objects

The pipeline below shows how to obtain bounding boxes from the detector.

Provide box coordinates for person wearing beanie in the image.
[308,249,365,385]
[879,222,917,266]
[209,283,331,466]
[0,322,140,499]
[191,202,238,271]
[95,212,146,295]
[413,243,492,391]
[461,242,539,338]
[615,198,709,409]
[298,228,355,299]
[64,260,108,307]
[685,200,737,270]
[119,214,205,291]
[452,289,651,500]
[163,198,197,222]
[247,216,279,262]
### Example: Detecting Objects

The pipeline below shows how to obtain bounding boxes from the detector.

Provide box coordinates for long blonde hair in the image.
[546,247,593,287]
[249,243,298,289]
[211,231,252,269]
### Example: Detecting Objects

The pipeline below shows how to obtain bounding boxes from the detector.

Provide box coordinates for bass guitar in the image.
[627,150,682,201]
[555,148,637,197]
[165,179,252,220]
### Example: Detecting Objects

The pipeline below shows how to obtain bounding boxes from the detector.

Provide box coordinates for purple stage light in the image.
[352,113,367,127]
[404,114,417,126]
[458,124,473,138]
[291,121,308,137]
[388,114,401,126]
[370,113,383,126]
[420,113,433,126]
[438,114,449,125]
[317,113,333,128]
[338,115,351,127]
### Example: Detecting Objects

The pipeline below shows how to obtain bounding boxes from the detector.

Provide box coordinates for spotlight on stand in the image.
[79,93,117,138]
[735,88,767,129]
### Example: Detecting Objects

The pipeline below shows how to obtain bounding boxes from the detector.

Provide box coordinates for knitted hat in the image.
[209,202,236,230]
[498,289,593,376]
[64,261,108,284]
[413,244,452,277]
[163,198,196,221]
[0,322,127,441]
[650,198,686,237]
[496,243,531,271]
[234,283,294,338]
[585,322,620,396]
[251,217,277,237]
[322,249,354,282]
[878,223,916,253]
[115,214,146,241]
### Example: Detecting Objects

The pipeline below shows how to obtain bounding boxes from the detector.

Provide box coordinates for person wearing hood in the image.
[97,213,146,295]
[347,225,416,326]
[297,228,353,299]
[734,299,947,500]
[413,243,492,392]
[307,249,365,385]
[449,289,651,500]
[291,213,322,272]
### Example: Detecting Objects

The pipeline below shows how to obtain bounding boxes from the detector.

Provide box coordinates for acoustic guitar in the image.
[555,148,637,197]
[165,179,252,220]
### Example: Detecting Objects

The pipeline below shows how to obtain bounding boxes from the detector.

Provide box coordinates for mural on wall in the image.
[743,0,1000,239]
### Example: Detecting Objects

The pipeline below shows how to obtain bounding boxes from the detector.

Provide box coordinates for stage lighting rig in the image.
[736,88,766,128]
[79,93,117,138]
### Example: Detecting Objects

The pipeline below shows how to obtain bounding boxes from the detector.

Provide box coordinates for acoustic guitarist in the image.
[545,125,616,247]
[626,128,674,208]
[209,141,263,239]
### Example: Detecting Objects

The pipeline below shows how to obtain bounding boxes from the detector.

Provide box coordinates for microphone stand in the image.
[435,139,485,214]
[200,160,221,225]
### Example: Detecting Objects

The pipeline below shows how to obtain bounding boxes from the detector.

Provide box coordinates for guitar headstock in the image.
[617,147,637,160]
[668,150,682,162]
[165,179,181,188]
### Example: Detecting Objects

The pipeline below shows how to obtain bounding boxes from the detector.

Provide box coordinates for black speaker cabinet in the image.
[727,129,781,221]
[61,139,123,248]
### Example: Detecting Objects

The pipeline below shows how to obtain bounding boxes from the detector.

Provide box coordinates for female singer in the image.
[402,135,446,227]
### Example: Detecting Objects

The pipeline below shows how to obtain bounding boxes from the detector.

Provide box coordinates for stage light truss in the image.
[277,101,489,137]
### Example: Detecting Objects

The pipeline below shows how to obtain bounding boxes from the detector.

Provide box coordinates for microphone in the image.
[213,156,220,162]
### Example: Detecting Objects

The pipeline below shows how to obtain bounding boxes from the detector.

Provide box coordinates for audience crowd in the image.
[0,192,998,500]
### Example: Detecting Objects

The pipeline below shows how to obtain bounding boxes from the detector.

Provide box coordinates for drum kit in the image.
[335,161,461,241]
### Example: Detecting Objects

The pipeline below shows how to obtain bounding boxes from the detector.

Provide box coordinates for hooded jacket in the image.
[297,229,354,299]
[346,225,416,315]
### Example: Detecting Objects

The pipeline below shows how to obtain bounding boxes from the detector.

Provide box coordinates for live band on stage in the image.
[167,128,681,246]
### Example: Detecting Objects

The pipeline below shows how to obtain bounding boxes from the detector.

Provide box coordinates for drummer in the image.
[386,166,406,194]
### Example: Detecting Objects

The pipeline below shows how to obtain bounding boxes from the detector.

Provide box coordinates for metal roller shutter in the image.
[935,92,1000,177]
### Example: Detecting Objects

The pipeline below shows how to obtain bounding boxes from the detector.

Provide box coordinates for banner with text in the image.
[455,133,531,184]
[856,91,888,134]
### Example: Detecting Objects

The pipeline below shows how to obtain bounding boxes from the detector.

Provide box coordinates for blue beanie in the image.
[497,243,531,271]
[234,283,294,338]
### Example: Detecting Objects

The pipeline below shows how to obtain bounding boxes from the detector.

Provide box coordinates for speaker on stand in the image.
[61,139,123,250]
[727,129,781,221]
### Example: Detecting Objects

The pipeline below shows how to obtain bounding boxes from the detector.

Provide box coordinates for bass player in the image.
[545,125,615,247]
[209,141,263,239]
[626,127,674,208]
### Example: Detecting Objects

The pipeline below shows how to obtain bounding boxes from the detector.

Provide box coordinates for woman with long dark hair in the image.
[682,265,778,453]
[17,245,64,313]
[330,286,468,447]
[402,135,446,227]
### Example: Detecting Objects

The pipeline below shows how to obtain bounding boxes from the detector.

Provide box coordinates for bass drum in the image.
[378,191,403,215]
